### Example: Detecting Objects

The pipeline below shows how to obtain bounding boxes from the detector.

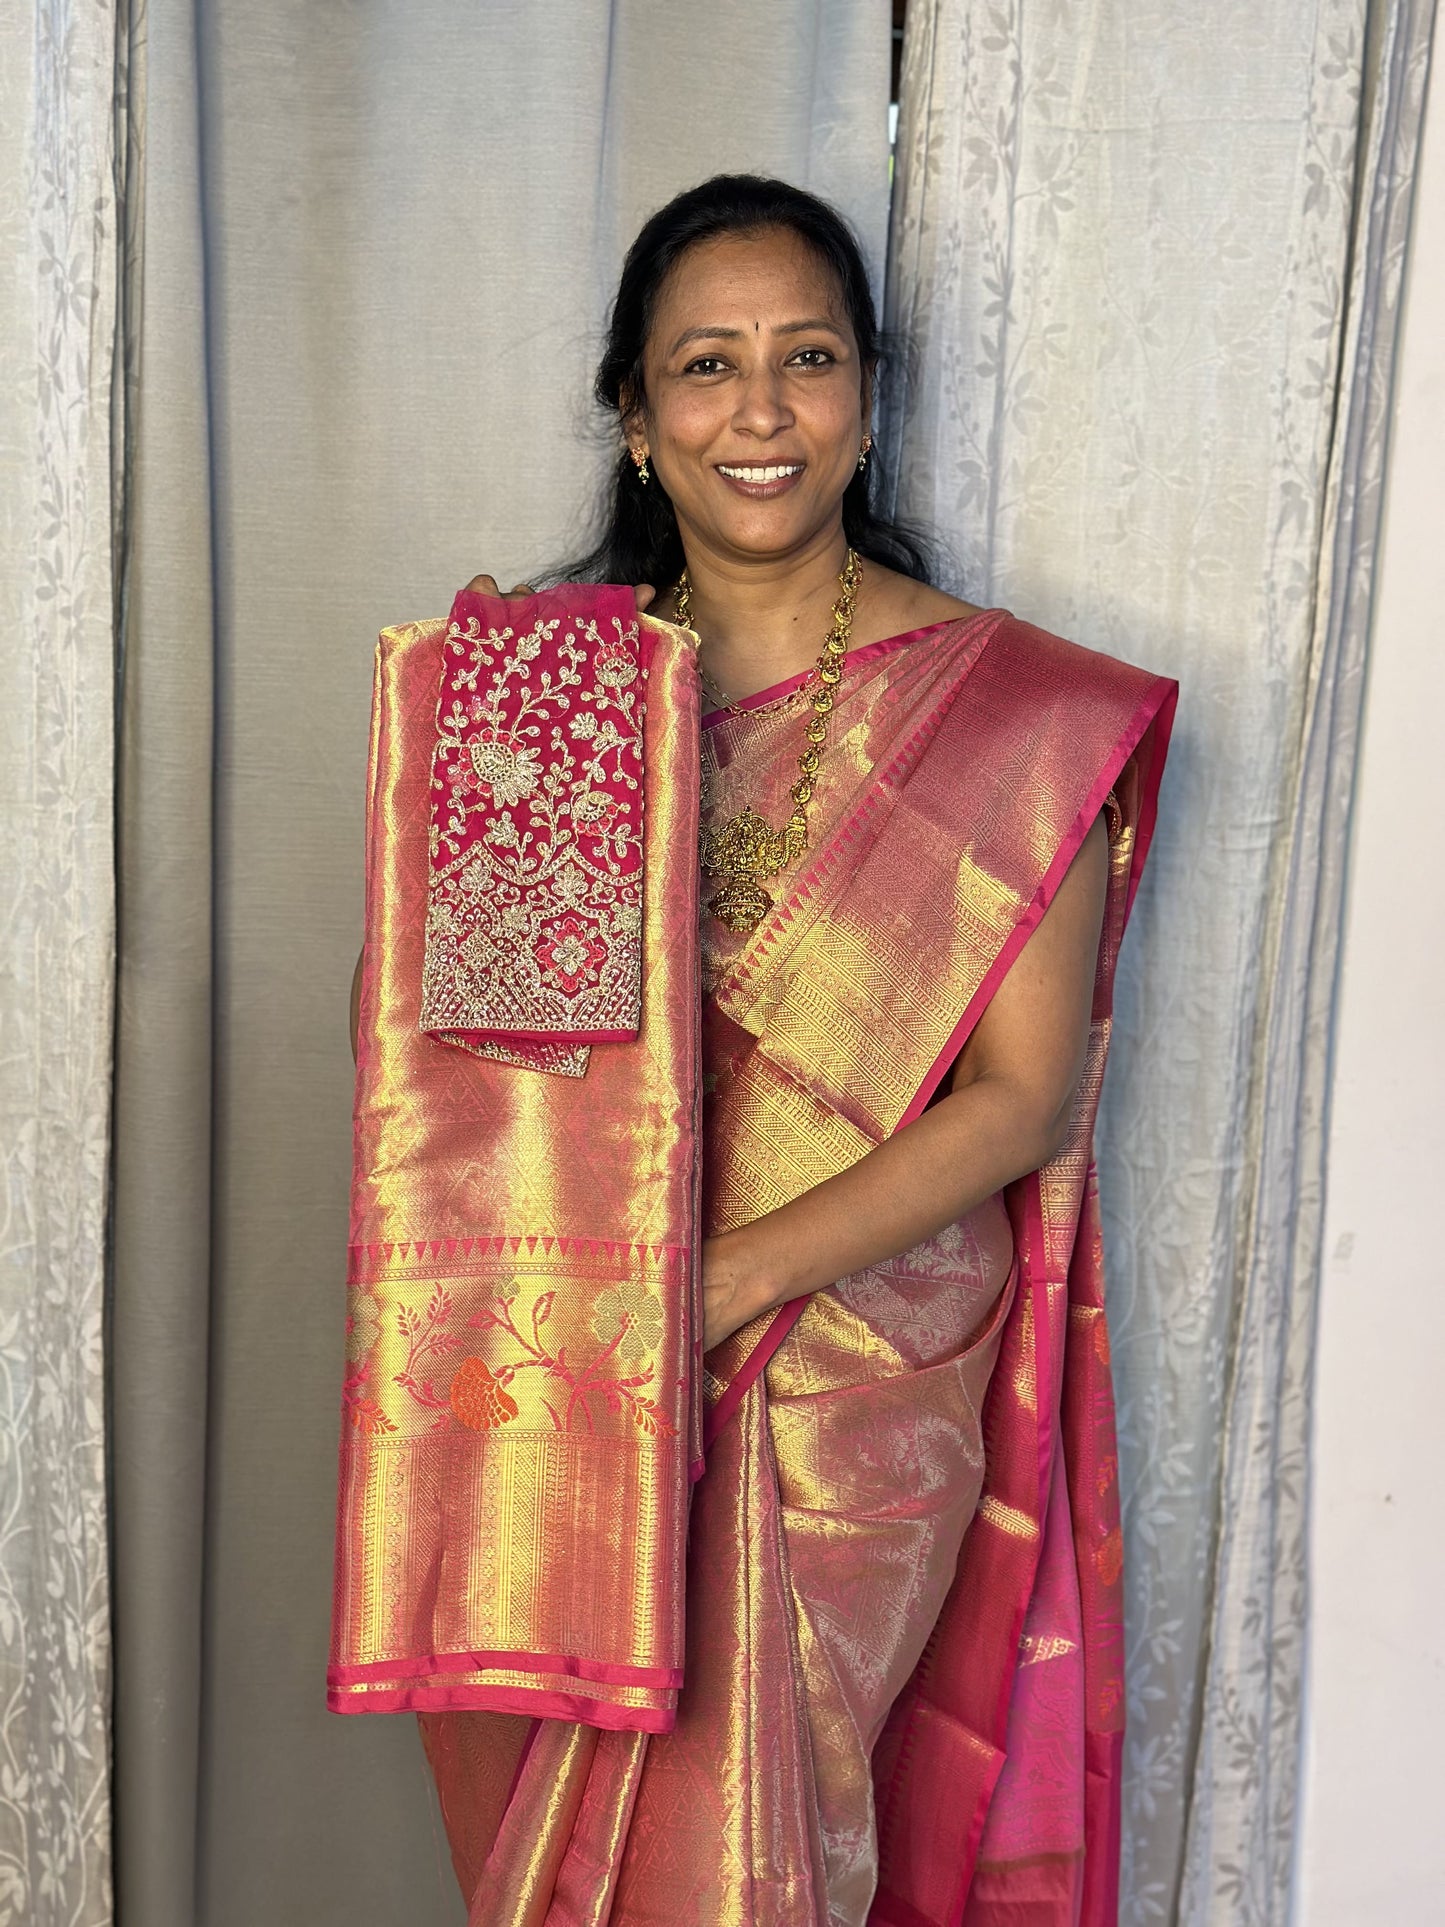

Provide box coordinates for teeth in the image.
[718,464,802,483]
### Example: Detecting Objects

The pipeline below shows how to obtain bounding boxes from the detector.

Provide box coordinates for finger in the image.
[464,573,500,594]
[634,583,656,611]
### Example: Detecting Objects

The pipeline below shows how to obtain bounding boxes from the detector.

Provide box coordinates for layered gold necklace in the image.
[676,548,862,934]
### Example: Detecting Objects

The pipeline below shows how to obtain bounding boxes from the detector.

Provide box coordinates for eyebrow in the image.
[666,317,849,356]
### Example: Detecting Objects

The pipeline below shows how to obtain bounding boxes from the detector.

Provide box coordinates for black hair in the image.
[553,173,937,589]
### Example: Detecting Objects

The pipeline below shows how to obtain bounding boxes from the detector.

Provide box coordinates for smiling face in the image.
[626,226,870,571]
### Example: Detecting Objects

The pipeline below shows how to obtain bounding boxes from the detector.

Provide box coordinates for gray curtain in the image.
[110,5,891,1925]
[884,2,1436,1922]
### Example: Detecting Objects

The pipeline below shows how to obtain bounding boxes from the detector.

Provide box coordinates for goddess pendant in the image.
[699,803,808,935]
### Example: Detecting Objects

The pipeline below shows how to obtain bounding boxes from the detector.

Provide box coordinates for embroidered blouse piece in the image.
[420,584,650,1077]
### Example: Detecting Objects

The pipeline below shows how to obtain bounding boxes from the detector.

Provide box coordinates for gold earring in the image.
[632,448,651,485]
[857,436,872,472]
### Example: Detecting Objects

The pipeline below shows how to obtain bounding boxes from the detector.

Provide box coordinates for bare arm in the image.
[700,812,1110,1349]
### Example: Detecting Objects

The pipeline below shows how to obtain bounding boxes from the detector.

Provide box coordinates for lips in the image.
[714,461,806,499]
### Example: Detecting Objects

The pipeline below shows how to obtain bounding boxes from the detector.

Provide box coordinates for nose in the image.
[730,365,794,440]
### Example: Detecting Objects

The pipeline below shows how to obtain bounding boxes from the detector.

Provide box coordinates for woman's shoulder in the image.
[856,561,985,648]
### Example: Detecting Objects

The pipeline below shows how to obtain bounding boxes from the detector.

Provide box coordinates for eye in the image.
[682,355,730,377]
[789,348,836,369]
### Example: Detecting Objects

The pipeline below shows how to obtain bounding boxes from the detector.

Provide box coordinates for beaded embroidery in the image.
[420,587,647,1074]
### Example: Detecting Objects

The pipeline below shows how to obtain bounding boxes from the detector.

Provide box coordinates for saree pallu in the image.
[366,606,1176,1925]
[331,598,703,1731]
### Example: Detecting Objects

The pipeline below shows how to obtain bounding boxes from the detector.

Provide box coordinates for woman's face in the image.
[630,226,869,570]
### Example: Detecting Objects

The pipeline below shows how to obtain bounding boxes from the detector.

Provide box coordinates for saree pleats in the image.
[441,1372,828,1927]
[760,1220,1018,1921]
[367,611,1177,1925]
[458,1205,1019,1927]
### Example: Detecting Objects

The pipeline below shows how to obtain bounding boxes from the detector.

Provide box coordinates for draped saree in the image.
[333,592,1176,1927]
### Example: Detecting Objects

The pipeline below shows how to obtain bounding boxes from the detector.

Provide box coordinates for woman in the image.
[337,177,1175,1925]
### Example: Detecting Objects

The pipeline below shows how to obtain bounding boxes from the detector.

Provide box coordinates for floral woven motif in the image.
[420,586,650,1073]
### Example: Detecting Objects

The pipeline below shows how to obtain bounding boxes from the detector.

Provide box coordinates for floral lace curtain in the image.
[884,2,1436,1920]
[0,2,123,1921]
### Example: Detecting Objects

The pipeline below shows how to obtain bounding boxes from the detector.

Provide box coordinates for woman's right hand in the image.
[463,573,656,613]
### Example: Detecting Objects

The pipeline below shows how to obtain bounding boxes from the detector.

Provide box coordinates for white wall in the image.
[1295,46,1445,1927]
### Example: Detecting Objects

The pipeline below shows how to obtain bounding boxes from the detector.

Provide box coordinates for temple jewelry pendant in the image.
[706,877,775,933]
[698,803,808,934]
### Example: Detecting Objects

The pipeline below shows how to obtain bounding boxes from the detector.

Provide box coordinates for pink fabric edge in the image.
[433,1024,639,1045]
[1083,1728,1125,1927]
[893,674,1177,1137]
[701,611,995,728]
[995,1185,1053,1756]
[867,1745,1005,1927]
[704,674,1174,1452]
[1123,678,1177,921]
[953,1750,1011,1927]
[702,1296,808,1447]
[330,1681,676,1732]
[331,1649,683,1690]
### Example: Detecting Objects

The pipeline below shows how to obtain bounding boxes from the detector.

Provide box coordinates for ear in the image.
[860,361,876,433]
[619,382,648,455]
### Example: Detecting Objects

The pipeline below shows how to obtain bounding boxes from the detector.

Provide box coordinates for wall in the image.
[1294,42,1445,1924]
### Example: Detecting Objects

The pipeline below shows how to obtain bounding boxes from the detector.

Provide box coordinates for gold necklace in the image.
[675,548,862,934]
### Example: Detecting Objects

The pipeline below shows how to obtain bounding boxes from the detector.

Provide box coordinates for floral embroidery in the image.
[340,1290,397,1435]
[1096,1525,1124,1588]
[420,589,647,1065]
[449,1356,520,1430]
[591,1283,665,1365]
[594,637,639,689]
[534,912,609,997]
[457,726,542,806]
[340,1367,397,1437]
[381,1271,679,1439]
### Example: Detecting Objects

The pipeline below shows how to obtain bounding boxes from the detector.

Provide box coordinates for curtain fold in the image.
[1179,7,1436,1917]
[0,4,121,1923]
[109,6,890,1923]
[884,2,1436,1921]
[111,2,217,1923]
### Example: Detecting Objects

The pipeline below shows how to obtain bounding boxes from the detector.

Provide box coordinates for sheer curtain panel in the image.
[885,2,1436,1921]
[0,2,122,1923]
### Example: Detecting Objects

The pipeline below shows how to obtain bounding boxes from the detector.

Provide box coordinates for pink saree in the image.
[333,590,1176,1926]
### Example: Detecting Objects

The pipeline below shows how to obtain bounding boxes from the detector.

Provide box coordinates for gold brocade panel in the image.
[332,614,702,1727]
